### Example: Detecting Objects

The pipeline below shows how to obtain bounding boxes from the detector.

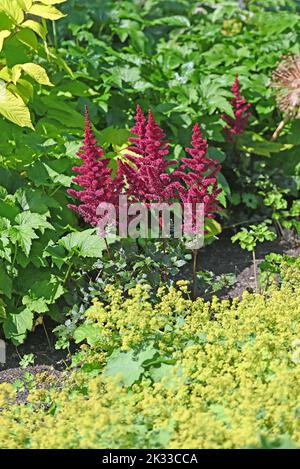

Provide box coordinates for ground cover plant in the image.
[0,0,300,451]
[0,260,300,448]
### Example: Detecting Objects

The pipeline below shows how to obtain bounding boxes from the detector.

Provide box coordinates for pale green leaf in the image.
[17,0,33,9]
[28,3,66,20]
[21,19,47,39]
[0,30,11,52]
[0,87,33,129]
[0,0,24,24]
[20,63,53,86]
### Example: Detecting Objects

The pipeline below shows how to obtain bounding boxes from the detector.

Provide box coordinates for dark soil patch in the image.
[197,231,300,299]
[0,365,65,405]
[0,317,74,373]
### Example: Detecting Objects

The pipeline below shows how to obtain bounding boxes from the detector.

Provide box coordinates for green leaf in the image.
[0,200,20,221]
[104,349,144,386]
[0,87,33,129]
[150,16,190,27]
[21,19,47,40]
[17,0,33,10]
[0,262,12,299]
[10,225,38,256]
[21,63,53,86]
[74,324,100,346]
[59,229,108,258]
[15,211,53,233]
[0,30,11,52]
[0,0,24,24]
[23,275,64,313]
[3,308,33,345]
[28,3,66,20]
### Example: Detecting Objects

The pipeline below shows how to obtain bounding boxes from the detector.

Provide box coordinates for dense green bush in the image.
[0,261,299,448]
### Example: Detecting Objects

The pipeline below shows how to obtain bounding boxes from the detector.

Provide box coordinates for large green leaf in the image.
[28,3,66,20]
[59,229,108,258]
[21,63,53,86]
[0,87,33,128]
[3,308,33,345]
[0,0,24,24]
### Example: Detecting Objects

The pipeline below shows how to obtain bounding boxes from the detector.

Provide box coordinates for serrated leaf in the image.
[21,63,53,86]
[0,87,33,128]
[21,19,47,40]
[0,0,24,24]
[59,229,108,258]
[17,0,33,9]
[151,16,190,27]
[104,349,144,386]
[15,211,53,233]
[3,308,33,345]
[23,276,64,313]
[74,324,100,346]
[28,3,66,20]
[10,225,38,256]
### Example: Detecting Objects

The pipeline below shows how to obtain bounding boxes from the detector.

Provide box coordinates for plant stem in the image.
[271,115,289,141]
[252,249,258,292]
[192,249,198,300]
[104,238,111,259]
[42,319,52,351]
[52,20,58,49]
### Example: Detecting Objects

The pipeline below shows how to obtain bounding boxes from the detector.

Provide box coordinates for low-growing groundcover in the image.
[0,261,299,449]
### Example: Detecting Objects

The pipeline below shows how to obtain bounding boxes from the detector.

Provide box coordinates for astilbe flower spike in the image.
[222,75,251,141]
[67,107,123,227]
[120,106,182,204]
[174,123,222,223]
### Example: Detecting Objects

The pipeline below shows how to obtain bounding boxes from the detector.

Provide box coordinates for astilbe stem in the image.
[222,75,251,141]
[174,123,223,299]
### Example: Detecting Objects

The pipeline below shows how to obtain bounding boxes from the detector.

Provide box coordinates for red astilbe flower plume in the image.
[222,75,251,141]
[174,123,222,227]
[120,106,182,204]
[67,107,123,227]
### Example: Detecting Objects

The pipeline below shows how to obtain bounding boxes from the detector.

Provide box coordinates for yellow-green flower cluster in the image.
[0,268,300,449]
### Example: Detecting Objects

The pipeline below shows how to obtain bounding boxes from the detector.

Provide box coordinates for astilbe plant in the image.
[67,107,123,228]
[68,106,223,297]
[174,123,222,221]
[174,123,222,297]
[222,75,251,141]
[120,106,182,204]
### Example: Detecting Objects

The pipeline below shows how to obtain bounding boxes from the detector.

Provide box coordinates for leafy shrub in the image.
[0,262,300,448]
[0,0,65,128]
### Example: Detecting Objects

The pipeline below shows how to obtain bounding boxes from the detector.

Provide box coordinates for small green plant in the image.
[19,353,35,369]
[231,222,277,291]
